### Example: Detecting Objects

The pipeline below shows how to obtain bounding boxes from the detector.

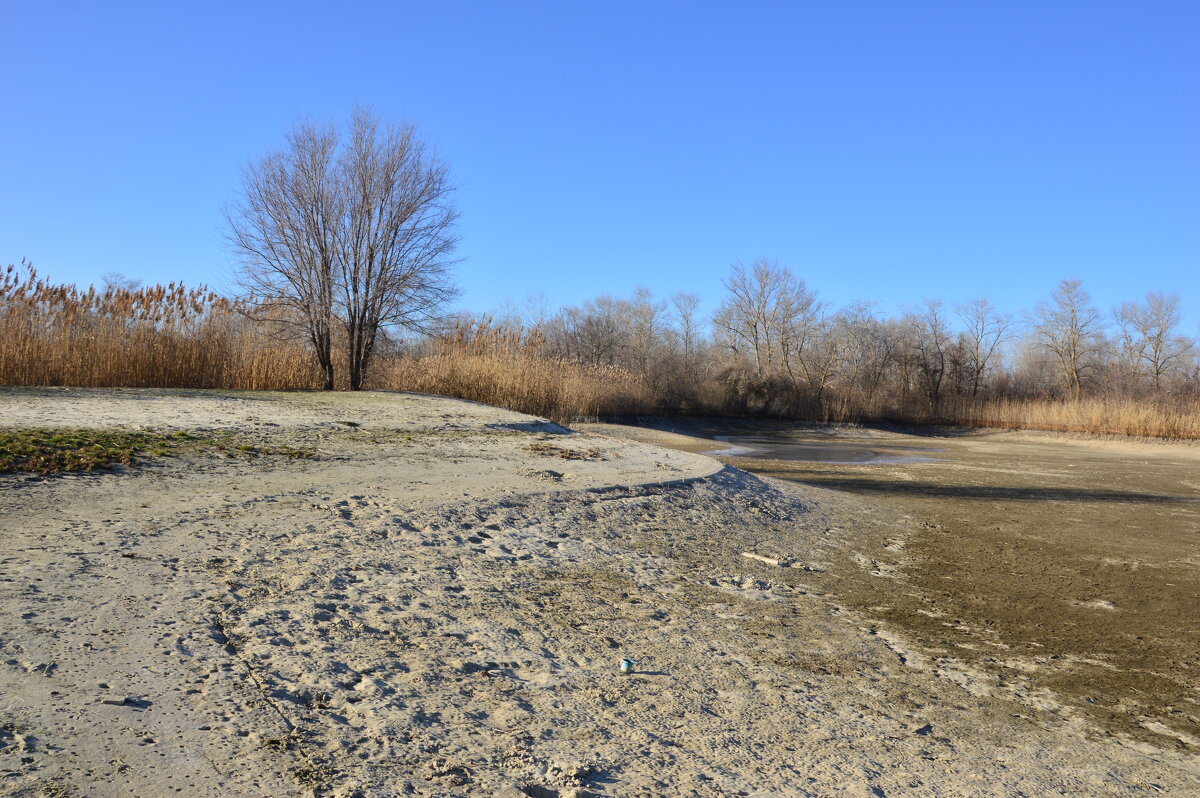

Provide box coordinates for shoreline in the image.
[589,415,1200,756]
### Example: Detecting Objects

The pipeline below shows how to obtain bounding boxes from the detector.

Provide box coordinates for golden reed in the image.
[3,268,1195,438]
[0,266,319,390]
[372,318,652,420]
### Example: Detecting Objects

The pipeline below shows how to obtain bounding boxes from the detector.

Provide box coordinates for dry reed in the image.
[367,318,652,421]
[372,352,652,421]
[0,265,319,390]
[936,396,1200,440]
[4,268,1195,439]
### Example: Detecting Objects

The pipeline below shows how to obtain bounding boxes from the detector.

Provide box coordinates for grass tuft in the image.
[0,428,314,475]
[0,429,189,475]
[524,442,606,460]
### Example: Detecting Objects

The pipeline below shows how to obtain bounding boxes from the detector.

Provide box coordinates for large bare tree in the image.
[713,258,821,380]
[670,291,702,366]
[228,122,340,388]
[828,302,902,406]
[546,295,632,367]
[1028,279,1105,400]
[904,299,954,406]
[228,109,458,389]
[1114,291,1194,391]
[957,298,1015,397]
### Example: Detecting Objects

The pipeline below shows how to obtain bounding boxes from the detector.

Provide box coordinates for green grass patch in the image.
[0,429,314,475]
[220,442,313,459]
[0,429,195,475]
[524,441,606,460]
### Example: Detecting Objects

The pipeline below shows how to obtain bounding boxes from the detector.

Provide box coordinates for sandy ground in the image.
[0,389,1197,796]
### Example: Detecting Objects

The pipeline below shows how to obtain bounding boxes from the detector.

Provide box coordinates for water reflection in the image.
[705,434,941,464]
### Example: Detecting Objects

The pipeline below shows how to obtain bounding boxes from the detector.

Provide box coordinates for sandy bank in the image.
[0,389,1195,796]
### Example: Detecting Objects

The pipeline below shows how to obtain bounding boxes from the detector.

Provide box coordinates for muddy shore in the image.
[587,418,1200,753]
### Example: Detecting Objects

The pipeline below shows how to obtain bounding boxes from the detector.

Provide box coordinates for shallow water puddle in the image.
[705,434,942,464]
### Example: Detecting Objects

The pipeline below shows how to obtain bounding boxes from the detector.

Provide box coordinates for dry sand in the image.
[0,388,1196,796]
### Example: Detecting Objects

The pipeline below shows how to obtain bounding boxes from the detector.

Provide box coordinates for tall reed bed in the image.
[932,396,1200,440]
[371,319,652,420]
[4,268,1195,439]
[0,266,318,389]
[693,389,1200,440]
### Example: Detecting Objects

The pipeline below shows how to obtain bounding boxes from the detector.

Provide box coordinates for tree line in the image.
[221,109,1196,421]
[446,257,1197,419]
[7,109,1194,436]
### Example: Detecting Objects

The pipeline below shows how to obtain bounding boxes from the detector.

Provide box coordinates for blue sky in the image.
[3,1,1197,332]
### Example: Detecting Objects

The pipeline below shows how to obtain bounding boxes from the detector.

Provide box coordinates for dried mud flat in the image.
[590,421,1200,760]
[0,389,1197,797]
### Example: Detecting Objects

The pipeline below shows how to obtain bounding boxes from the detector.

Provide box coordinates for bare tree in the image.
[496,293,551,332]
[713,261,770,373]
[338,111,458,389]
[627,287,668,375]
[904,299,954,406]
[828,302,901,406]
[671,291,702,362]
[228,121,340,388]
[101,272,142,292]
[795,316,840,402]
[957,298,1015,397]
[1028,279,1105,400]
[1114,291,1194,391]
[713,258,821,379]
[546,295,631,367]
[228,109,458,390]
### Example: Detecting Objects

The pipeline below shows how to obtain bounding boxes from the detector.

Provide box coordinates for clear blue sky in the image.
[3,1,1198,332]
